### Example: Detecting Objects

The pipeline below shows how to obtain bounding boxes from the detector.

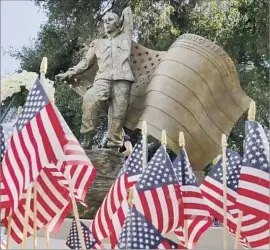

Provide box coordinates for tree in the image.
[7,0,269,159]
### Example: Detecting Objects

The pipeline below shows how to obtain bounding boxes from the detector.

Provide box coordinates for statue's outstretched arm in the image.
[67,40,97,76]
[120,7,133,38]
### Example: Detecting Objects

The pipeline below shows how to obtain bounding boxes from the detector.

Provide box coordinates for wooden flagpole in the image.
[234,101,255,249]
[6,214,12,249]
[222,134,228,249]
[142,121,147,170]
[21,183,34,249]
[67,170,86,249]
[179,132,188,247]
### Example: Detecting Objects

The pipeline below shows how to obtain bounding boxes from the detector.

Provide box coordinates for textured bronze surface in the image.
[69,34,251,170]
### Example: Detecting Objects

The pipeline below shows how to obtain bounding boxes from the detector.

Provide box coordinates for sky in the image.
[1,0,47,78]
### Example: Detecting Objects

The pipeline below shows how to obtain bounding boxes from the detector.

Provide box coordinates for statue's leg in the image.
[80,79,110,148]
[107,80,131,150]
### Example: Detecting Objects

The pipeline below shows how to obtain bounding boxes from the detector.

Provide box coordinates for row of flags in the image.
[0,77,269,249]
[65,118,269,248]
[0,79,96,245]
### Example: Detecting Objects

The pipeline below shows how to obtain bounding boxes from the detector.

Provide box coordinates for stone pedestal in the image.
[82,149,125,219]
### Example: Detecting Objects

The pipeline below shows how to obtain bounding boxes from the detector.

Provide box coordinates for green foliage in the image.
[7,0,269,164]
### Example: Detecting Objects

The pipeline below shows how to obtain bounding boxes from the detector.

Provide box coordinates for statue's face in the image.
[103,12,119,34]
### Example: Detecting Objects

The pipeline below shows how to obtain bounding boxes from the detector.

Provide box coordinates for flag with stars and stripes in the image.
[108,198,130,248]
[66,219,103,249]
[200,149,269,249]
[0,123,15,220]
[117,206,186,249]
[172,148,212,249]
[236,121,270,221]
[263,126,270,145]
[91,142,143,241]
[132,145,184,235]
[1,106,18,124]
[0,78,96,224]
[1,167,71,244]
[0,123,13,162]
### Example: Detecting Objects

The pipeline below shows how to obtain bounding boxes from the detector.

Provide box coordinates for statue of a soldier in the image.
[56,7,134,152]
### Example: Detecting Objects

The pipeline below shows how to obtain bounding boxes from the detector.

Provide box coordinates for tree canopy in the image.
[6,0,269,158]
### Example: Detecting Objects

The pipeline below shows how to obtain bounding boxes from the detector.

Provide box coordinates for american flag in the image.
[263,126,270,145]
[0,79,68,215]
[66,219,103,249]
[1,167,71,243]
[0,124,13,161]
[117,206,186,249]
[0,124,14,220]
[201,149,269,249]
[172,148,212,249]
[1,106,18,124]
[91,142,143,241]
[133,145,184,234]
[46,108,95,234]
[0,79,96,234]
[108,198,130,248]
[236,121,269,221]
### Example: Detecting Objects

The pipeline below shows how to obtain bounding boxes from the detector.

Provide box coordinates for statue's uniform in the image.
[68,31,134,148]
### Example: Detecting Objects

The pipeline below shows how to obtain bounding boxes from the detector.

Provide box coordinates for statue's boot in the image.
[110,147,120,153]
[81,130,96,149]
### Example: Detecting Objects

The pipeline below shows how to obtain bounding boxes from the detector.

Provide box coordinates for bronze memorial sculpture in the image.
[56,6,251,171]
[56,7,134,152]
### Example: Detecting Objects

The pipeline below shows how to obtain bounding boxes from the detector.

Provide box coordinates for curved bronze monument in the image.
[69,33,251,170]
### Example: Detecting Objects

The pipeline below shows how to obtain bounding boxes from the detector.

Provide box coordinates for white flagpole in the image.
[179,132,188,247]
[142,121,147,170]
[161,130,167,150]
[234,101,256,249]
[40,57,51,249]
[222,134,228,249]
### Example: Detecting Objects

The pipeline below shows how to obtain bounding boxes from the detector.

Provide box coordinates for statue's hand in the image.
[55,72,72,83]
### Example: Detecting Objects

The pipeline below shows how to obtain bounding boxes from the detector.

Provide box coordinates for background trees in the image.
[4,0,269,163]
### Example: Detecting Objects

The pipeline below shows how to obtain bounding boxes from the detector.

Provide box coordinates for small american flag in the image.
[133,145,184,234]
[1,167,71,244]
[201,149,269,249]
[108,198,130,248]
[1,106,18,124]
[1,79,67,215]
[91,142,143,241]
[45,106,96,235]
[0,124,13,220]
[117,206,186,249]
[66,219,103,249]
[172,148,212,249]
[0,124,13,161]
[0,79,96,226]
[263,126,270,145]
[236,121,269,221]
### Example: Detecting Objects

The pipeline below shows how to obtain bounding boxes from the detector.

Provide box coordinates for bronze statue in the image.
[56,7,251,170]
[56,7,134,151]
